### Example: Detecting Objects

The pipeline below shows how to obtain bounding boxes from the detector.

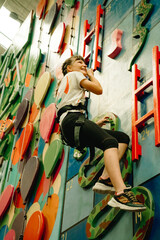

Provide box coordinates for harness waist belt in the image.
[57,103,86,121]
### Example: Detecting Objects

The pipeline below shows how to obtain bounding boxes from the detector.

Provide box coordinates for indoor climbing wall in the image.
[0,0,160,240]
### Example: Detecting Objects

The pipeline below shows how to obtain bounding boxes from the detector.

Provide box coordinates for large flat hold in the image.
[65,0,75,7]
[14,98,30,133]
[36,0,48,19]
[20,156,39,204]
[55,48,73,80]
[11,123,34,165]
[4,229,16,240]
[28,47,41,75]
[13,11,33,57]
[0,119,14,139]
[50,22,65,53]
[44,2,58,34]
[34,71,51,108]
[44,138,63,178]
[0,185,14,219]
[40,103,56,143]
[12,210,26,240]
[23,211,44,240]
[17,123,34,160]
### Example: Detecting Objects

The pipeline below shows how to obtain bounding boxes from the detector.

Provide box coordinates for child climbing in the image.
[56,55,146,212]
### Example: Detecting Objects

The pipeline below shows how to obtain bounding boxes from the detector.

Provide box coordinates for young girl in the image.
[56,55,146,212]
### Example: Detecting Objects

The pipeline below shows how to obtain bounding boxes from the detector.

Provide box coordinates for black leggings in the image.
[61,112,130,151]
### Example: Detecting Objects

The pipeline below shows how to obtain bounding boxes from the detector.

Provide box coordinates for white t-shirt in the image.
[56,71,86,123]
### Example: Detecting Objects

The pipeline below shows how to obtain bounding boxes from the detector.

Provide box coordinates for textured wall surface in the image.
[0,0,160,239]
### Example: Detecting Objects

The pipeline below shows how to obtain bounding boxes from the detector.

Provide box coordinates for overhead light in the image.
[10,12,18,20]
[10,11,22,24]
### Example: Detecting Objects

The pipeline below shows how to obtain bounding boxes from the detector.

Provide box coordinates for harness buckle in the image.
[75,119,84,126]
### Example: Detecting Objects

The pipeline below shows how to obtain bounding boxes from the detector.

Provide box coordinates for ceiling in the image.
[0,0,39,54]
[0,0,39,22]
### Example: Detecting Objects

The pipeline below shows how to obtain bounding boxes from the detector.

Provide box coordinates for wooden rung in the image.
[135,78,153,96]
[94,60,100,68]
[84,52,91,62]
[84,28,95,44]
[135,109,154,128]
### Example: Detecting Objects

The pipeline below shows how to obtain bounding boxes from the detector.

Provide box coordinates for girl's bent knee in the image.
[101,138,118,151]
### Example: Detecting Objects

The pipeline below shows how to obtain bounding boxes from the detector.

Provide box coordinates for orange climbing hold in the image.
[23,211,45,240]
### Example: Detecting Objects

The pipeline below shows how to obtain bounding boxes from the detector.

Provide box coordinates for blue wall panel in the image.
[99,12,133,136]
[104,0,133,36]
[133,118,160,186]
[82,0,104,25]
[134,175,160,240]
[62,175,94,232]
[61,219,88,240]
[67,148,89,181]
[61,211,133,240]
[101,211,133,240]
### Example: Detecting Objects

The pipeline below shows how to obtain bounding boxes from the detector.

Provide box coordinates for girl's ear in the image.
[67,65,73,73]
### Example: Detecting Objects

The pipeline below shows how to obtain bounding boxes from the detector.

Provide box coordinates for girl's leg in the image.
[101,143,128,179]
[62,113,128,192]
[103,147,126,193]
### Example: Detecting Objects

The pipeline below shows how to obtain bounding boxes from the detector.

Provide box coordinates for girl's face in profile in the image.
[68,59,87,76]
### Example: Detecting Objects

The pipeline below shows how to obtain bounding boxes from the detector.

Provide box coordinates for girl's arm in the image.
[80,69,103,95]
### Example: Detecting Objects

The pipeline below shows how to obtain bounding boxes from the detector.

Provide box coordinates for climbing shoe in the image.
[92,178,131,194]
[108,189,146,212]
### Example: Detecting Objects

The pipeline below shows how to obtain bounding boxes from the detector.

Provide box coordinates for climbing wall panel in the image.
[67,147,89,181]
[62,175,94,232]
[0,0,160,239]
[141,175,160,239]
[133,124,160,186]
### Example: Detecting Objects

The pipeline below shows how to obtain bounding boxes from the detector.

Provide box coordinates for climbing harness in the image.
[57,103,86,148]
[57,103,95,162]
[57,102,86,121]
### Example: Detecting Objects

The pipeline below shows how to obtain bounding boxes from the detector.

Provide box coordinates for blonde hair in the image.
[62,55,85,75]
[55,55,86,96]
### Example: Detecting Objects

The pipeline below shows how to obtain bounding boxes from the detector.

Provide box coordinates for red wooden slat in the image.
[132,46,160,161]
